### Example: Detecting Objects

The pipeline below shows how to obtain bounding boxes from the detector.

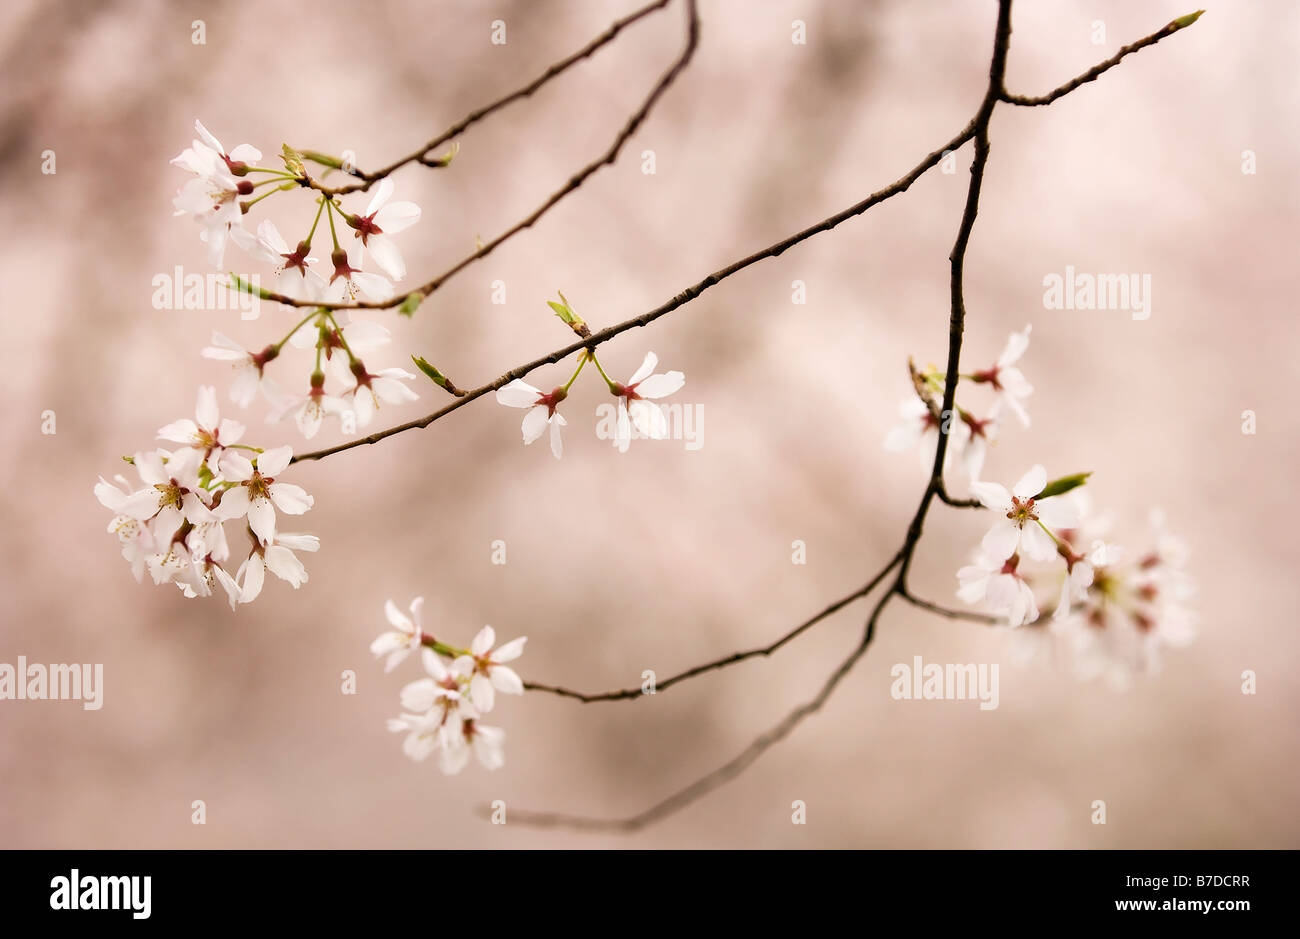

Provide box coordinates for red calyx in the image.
[280,240,312,275]
[329,249,356,283]
[346,212,383,244]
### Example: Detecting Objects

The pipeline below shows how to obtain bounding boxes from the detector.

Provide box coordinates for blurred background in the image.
[1,0,1296,848]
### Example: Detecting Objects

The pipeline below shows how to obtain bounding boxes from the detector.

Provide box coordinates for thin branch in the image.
[504,0,1020,833]
[308,0,1197,831]
[309,0,674,196]
[524,550,903,702]
[288,4,1209,459]
[502,589,896,833]
[936,485,982,509]
[290,120,979,463]
[896,0,1011,591]
[1000,10,1203,107]
[899,589,1000,625]
[269,0,698,311]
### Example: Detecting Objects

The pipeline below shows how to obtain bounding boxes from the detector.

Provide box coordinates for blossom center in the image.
[348,213,383,243]
[246,471,272,500]
[972,366,1003,391]
[154,480,185,510]
[1006,495,1038,528]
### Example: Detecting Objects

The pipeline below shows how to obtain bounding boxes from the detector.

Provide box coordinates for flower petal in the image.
[981,520,1021,561]
[1012,464,1046,500]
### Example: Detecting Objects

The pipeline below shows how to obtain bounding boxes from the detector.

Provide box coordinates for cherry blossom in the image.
[264,376,350,439]
[450,719,507,773]
[94,475,157,583]
[611,352,685,452]
[956,551,1039,627]
[971,325,1033,428]
[289,314,390,354]
[326,356,419,429]
[969,464,1078,562]
[452,626,526,713]
[344,178,422,281]
[156,385,253,481]
[326,243,393,302]
[396,648,481,772]
[377,602,525,773]
[171,119,262,178]
[371,598,427,673]
[202,332,279,408]
[245,219,326,301]
[387,711,453,763]
[96,433,316,609]
[400,647,467,715]
[236,532,320,603]
[172,162,249,268]
[213,445,314,545]
[883,398,997,480]
[115,449,215,538]
[496,379,567,459]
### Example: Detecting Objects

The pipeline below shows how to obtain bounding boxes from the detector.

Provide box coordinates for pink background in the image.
[0,0,1296,847]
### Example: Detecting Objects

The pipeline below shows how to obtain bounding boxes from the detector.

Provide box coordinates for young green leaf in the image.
[1034,472,1092,500]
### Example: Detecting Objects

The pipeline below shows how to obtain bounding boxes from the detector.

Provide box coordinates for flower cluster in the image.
[497,347,685,458]
[883,322,1195,684]
[94,387,318,608]
[172,120,423,439]
[884,325,1032,481]
[955,465,1195,683]
[374,599,526,774]
[1017,500,1196,686]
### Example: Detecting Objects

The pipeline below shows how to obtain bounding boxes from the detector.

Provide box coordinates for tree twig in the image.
[502,0,1200,834]
[269,0,698,311]
[302,0,1199,831]
[898,589,1000,625]
[307,0,676,196]
[502,588,897,833]
[1000,10,1202,107]
[290,117,979,463]
[524,551,904,702]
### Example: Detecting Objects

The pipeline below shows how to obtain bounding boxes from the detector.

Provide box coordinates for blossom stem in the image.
[420,635,469,659]
[241,182,294,209]
[241,166,298,178]
[1035,519,1067,550]
[561,354,589,392]
[304,197,327,246]
[274,309,326,351]
[588,352,618,392]
[324,196,342,251]
[250,175,293,189]
[324,312,358,363]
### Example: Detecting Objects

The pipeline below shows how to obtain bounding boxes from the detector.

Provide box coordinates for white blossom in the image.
[956,551,1039,627]
[972,324,1033,428]
[612,352,685,453]
[452,626,526,714]
[496,379,567,459]
[156,385,252,480]
[371,598,426,673]
[969,464,1078,562]
[212,445,313,545]
[345,178,422,281]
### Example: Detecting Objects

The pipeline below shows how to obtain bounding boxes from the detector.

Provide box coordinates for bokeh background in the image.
[1,0,1296,848]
